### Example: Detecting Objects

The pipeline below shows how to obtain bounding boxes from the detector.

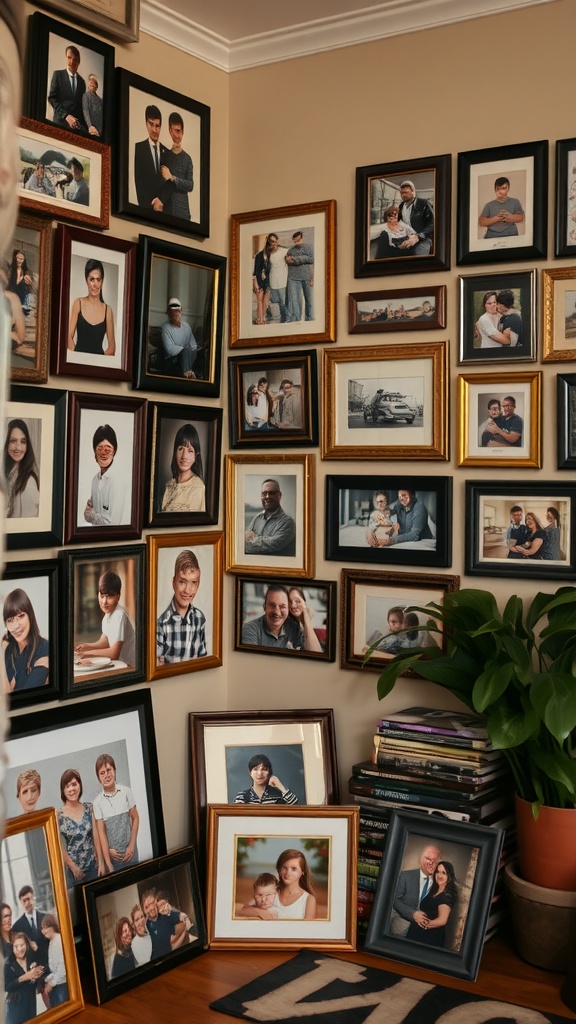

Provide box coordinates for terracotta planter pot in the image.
[505,862,576,971]
[515,794,576,890]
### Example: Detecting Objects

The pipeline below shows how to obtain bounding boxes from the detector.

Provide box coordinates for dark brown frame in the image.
[8,213,52,384]
[1,557,61,708]
[234,576,336,661]
[349,286,446,334]
[146,401,222,527]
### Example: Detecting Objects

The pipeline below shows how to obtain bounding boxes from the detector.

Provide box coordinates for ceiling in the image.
[140,0,557,71]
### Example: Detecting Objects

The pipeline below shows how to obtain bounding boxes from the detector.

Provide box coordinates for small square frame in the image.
[457,371,541,467]
[234,577,336,660]
[146,401,222,527]
[1,558,61,708]
[542,265,576,362]
[228,349,319,448]
[349,286,446,334]
[458,269,537,364]
[8,213,52,384]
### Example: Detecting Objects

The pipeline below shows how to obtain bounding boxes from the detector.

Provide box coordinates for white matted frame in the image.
[457,371,541,467]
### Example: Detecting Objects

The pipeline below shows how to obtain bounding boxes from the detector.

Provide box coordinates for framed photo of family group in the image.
[348,286,446,334]
[228,350,319,448]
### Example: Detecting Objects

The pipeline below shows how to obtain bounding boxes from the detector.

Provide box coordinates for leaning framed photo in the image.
[465,480,576,579]
[206,805,358,950]
[349,286,446,334]
[555,137,576,258]
[557,373,576,470]
[1,558,61,708]
[7,214,52,384]
[457,139,548,265]
[146,401,222,527]
[322,343,448,461]
[225,454,315,577]
[31,0,139,43]
[542,265,576,362]
[235,577,336,661]
[354,154,451,277]
[340,568,459,673]
[325,475,453,569]
[458,269,537,364]
[457,371,541,468]
[364,809,504,981]
[230,199,336,347]
[228,349,319,448]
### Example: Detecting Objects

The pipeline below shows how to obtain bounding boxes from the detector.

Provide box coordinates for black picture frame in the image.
[465,480,576,579]
[354,154,451,277]
[364,809,504,981]
[114,68,210,239]
[133,233,225,398]
[557,372,576,469]
[1,558,61,708]
[457,139,548,266]
[228,349,319,448]
[325,475,453,568]
[25,12,115,144]
[146,401,222,527]
[458,269,537,364]
[234,576,336,661]
[555,137,576,258]
[5,384,66,550]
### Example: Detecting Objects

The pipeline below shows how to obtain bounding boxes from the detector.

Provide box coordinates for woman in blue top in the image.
[1,588,48,692]
[58,768,104,888]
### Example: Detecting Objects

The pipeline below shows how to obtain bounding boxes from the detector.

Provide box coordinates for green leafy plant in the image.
[374,587,576,812]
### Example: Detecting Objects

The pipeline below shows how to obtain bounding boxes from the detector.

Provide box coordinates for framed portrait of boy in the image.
[228,349,319,448]
[146,401,222,527]
[458,269,537,364]
[234,577,336,661]
[457,371,541,468]
[8,214,52,385]
[1,558,61,708]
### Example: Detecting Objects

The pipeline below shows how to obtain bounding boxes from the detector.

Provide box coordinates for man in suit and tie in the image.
[48,45,86,132]
[134,104,170,212]
[390,843,441,937]
[13,885,50,982]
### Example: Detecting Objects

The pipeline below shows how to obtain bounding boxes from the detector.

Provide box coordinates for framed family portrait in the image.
[457,139,548,265]
[31,0,140,42]
[0,558,61,708]
[133,233,225,397]
[364,809,504,981]
[60,543,146,697]
[64,391,146,545]
[542,265,576,362]
[465,480,576,579]
[340,569,459,673]
[234,577,336,661]
[555,137,576,258]
[458,269,537,364]
[51,224,136,381]
[225,454,315,577]
[322,343,448,461]
[18,117,110,229]
[557,372,576,469]
[7,214,52,384]
[325,475,453,569]
[229,199,336,347]
[146,401,222,527]
[354,154,451,277]
[5,385,66,550]
[457,371,541,468]
[114,68,210,238]
[228,349,319,448]
[349,286,446,334]
[206,805,358,950]
[146,531,223,681]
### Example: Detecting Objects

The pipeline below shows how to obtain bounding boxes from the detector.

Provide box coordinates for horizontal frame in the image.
[349,286,446,334]
[322,343,448,460]
[1,558,61,708]
[146,401,222,527]
[8,213,52,384]
[542,265,576,362]
[457,371,541,467]
[555,137,576,258]
[206,805,358,950]
[458,269,537,364]
[31,0,140,42]
[234,577,336,661]
[228,349,319,448]
[557,372,576,469]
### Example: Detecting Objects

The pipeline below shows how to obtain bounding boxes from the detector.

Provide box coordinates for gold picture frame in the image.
[542,265,576,362]
[457,371,541,467]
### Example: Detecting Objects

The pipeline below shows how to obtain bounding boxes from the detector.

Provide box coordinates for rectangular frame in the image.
[228,349,319,448]
[554,137,576,258]
[146,401,222,527]
[322,343,448,460]
[457,371,541,467]
[234,576,336,660]
[458,269,537,364]
[457,140,548,265]
[230,199,336,347]
[325,474,453,569]
[82,846,207,1004]
[225,454,315,577]
[2,808,84,1023]
[8,213,52,384]
[465,480,576,579]
[1,558,61,708]
[18,117,110,229]
[147,530,223,680]
[354,154,451,277]
[30,0,139,43]
[557,372,576,469]
[349,286,446,334]
[340,568,459,673]
[542,265,576,362]
[206,805,358,950]
[364,809,504,981]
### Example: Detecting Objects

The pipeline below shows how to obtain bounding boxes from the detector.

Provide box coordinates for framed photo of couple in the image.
[234,577,336,661]
[458,269,537,365]
[457,371,542,468]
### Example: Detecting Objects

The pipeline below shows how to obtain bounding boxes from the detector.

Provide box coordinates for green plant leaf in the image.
[530,673,576,743]
[487,697,539,748]
[501,633,532,673]
[529,747,576,802]
[473,660,514,713]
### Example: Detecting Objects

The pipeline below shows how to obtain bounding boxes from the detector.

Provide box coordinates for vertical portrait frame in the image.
[555,137,576,258]
[457,371,541,468]
[458,268,537,365]
[542,265,576,362]
[8,213,52,385]
[557,372,576,469]
[146,401,222,527]
[1,558,61,708]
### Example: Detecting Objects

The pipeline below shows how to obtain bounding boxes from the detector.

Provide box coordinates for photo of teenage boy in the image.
[74,570,136,668]
[479,176,525,240]
[236,872,279,919]
[92,754,139,873]
[155,891,193,946]
[156,549,206,664]
[16,769,42,814]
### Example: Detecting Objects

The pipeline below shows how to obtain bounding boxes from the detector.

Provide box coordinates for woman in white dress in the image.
[272,849,317,920]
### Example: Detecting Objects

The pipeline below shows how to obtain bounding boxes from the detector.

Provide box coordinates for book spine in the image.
[374,729,491,752]
[378,718,488,741]
[351,793,473,821]
[350,774,493,803]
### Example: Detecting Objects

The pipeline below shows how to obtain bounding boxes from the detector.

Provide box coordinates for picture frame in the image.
[229,199,336,347]
[25,12,115,145]
[554,137,576,258]
[322,343,448,461]
[114,68,210,238]
[2,808,84,1022]
[234,576,336,661]
[457,139,548,265]
[228,349,319,448]
[146,530,223,681]
[340,568,459,673]
[465,480,576,579]
[51,223,136,381]
[60,543,146,697]
[133,233,225,397]
[457,371,541,468]
[1,558,61,708]
[458,268,537,364]
[17,116,110,229]
[64,391,147,545]
[4,385,66,550]
[364,809,504,981]
[206,805,358,950]
[146,401,222,527]
[30,0,140,43]
[325,474,453,569]
[354,154,451,277]
[82,846,207,1004]
[225,454,315,577]
[7,213,52,384]
[542,265,576,362]
[557,372,576,470]
[349,286,446,334]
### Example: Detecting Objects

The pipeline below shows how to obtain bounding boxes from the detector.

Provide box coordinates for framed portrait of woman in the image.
[0,558,61,709]
[146,401,222,528]
[6,214,52,385]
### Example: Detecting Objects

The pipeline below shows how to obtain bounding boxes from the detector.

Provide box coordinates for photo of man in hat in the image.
[160,297,198,378]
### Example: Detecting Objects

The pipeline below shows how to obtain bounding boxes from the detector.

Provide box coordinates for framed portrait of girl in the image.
[146,401,222,528]
[0,558,60,708]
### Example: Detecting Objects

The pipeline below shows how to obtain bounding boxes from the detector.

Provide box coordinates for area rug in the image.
[210,948,572,1024]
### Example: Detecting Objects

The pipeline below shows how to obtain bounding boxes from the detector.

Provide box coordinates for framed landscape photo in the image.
[349,286,446,334]
[458,269,537,364]
[8,214,52,384]
[1,558,61,708]
[235,577,336,661]
[230,199,336,347]
[457,139,548,265]
[322,343,448,461]
[31,0,140,43]
[457,371,541,468]
[354,154,451,277]
[114,68,209,238]
[146,401,222,527]
[228,349,319,448]
[542,265,576,362]
[557,373,576,469]
[555,137,576,258]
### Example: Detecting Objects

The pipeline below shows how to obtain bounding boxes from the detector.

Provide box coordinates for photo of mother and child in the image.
[235,843,328,921]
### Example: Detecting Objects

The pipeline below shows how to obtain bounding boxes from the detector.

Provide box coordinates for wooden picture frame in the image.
[458,268,537,365]
[7,213,52,384]
[557,372,576,469]
[457,371,541,468]
[228,349,319,448]
[146,401,222,527]
[234,576,336,661]
[542,265,576,362]
[1,558,61,708]
[31,0,140,43]
[349,286,446,334]
[555,136,576,258]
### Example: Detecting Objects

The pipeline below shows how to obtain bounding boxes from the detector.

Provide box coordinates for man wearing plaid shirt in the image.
[156,549,207,664]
